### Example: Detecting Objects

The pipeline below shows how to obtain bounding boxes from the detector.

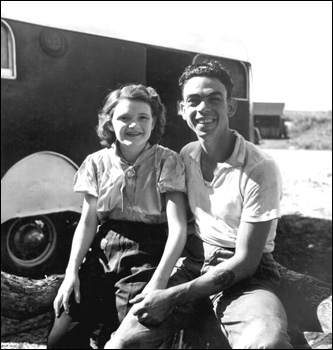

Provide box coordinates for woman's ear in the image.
[151,117,156,130]
[227,98,238,118]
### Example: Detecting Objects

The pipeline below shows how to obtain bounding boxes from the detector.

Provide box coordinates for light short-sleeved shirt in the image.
[180,131,282,253]
[73,143,186,224]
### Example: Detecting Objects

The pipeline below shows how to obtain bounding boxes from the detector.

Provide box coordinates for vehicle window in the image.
[193,55,247,99]
[1,19,16,79]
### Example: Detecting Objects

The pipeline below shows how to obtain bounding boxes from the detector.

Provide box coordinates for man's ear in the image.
[179,101,186,120]
[227,98,237,118]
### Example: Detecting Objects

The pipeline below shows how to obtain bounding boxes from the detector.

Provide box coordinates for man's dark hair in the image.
[179,60,234,99]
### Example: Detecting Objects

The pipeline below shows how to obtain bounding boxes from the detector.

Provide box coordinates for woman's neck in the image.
[117,142,149,165]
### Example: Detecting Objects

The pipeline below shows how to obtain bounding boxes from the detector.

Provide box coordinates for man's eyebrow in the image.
[186,91,224,98]
[207,91,224,97]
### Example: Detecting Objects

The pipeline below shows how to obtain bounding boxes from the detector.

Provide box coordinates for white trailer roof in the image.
[2,1,249,62]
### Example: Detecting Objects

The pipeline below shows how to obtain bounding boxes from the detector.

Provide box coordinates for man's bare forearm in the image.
[168,221,272,306]
[168,257,252,307]
[212,268,235,288]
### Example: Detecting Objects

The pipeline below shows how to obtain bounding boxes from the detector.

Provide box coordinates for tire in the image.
[1,213,78,278]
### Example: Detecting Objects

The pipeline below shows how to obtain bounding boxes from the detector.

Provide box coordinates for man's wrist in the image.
[168,283,191,308]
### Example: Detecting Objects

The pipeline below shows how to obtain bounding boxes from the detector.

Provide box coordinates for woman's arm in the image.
[53,194,99,316]
[144,191,187,291]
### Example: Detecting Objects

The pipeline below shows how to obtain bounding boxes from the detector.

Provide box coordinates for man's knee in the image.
[106,318,175,349]
[105,330,148,349]
[105,315,152,349]
[230,318,293,349]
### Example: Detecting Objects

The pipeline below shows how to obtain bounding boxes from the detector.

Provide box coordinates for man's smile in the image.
[196,118,215,125]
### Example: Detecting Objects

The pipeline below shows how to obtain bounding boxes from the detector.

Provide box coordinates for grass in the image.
[284,110,332,150]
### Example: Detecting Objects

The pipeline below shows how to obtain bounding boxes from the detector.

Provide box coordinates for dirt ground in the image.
[1,141,332,349]
[260,143,332,284]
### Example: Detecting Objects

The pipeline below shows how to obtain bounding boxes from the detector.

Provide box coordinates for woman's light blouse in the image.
[73,143,186,223]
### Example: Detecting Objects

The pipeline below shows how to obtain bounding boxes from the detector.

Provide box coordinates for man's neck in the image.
[199,130,236,164]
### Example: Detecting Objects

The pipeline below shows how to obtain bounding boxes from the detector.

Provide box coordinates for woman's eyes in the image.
[117,116,129,122]
[117,115,150,122]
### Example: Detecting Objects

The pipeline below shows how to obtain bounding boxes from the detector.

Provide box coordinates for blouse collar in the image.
[110,142,155,170]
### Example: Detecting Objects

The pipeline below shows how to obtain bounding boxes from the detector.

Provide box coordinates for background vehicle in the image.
[1,15,254,277]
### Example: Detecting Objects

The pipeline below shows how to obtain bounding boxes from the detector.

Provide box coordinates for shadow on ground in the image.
[275,214,332,284]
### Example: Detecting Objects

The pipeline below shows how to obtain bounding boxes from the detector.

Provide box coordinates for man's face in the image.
[180,76,235,139]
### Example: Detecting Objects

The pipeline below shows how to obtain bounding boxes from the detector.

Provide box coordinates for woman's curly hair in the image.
[96,84,166,148]
[179,60,234,99]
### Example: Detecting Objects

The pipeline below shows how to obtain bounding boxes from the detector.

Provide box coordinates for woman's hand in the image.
[53,270,80,317]
[52,194,99,318]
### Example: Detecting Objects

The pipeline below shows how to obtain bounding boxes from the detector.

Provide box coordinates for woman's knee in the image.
[46,311,92,349]
[47,318,67,349]
[47,331,58,349]
[47,327,92,349]
[47,328,73,350]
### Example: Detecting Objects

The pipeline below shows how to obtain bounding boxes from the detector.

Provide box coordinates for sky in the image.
[2,1,332,111]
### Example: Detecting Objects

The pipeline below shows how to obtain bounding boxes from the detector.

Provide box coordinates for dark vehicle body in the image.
[1,16,253,277]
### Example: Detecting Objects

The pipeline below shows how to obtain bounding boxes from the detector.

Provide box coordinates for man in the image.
[106,60,293,349]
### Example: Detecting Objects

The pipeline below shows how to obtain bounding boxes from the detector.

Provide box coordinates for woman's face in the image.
[111,99,155,150]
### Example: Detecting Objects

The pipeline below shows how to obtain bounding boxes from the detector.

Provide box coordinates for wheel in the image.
[1,214,70,278]
[1,215,57,277]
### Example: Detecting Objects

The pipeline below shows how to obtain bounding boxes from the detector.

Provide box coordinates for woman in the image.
[47,84,187,349]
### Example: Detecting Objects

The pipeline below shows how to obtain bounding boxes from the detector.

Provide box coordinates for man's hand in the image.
[129,289,175,326]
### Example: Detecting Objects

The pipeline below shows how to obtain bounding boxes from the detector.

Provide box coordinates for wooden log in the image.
[1,267,331,326]
[317,295,332,333]
[276,263,332,332]
[1,267,331,348]
[1,312,53,338]
[1,271,64,320]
